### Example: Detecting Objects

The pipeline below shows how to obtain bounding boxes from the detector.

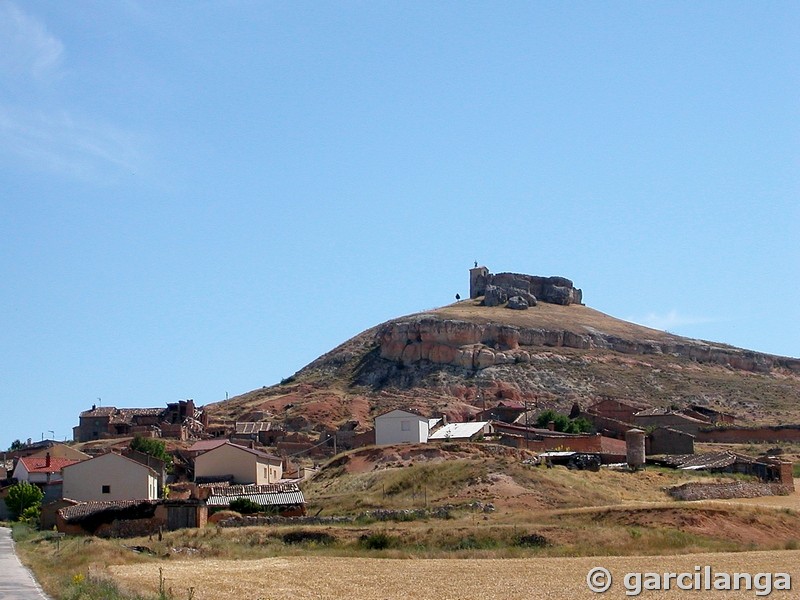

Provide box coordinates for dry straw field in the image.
[111,550,800,600]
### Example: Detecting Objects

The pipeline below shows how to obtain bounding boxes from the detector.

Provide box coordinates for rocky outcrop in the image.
[376,316,800,374]
[507,296,529,310]
[483,285,508,307]
[470,268,582,306]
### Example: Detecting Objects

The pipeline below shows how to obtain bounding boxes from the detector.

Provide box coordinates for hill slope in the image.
[207,298,800,432]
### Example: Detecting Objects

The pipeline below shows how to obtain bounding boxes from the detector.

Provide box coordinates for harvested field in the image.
[111,551,800,600]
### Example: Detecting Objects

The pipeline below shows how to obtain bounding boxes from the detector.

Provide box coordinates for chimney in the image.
[547,421,556,432]
[45,452,51,468]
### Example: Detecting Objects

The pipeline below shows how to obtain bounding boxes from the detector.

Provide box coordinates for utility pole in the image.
[524,399,529,449]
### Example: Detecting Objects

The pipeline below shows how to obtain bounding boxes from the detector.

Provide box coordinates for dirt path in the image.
[112,550,800,600]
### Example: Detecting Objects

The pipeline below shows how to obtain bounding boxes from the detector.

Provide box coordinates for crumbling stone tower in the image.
[469,265,489,299]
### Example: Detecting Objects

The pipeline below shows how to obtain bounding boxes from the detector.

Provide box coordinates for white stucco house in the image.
[374,409,434,445]
[193,442,283,485]
[12,455,81,486]
[61,452,159,502]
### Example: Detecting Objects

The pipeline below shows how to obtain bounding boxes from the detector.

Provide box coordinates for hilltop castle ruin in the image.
[469,265,583,308]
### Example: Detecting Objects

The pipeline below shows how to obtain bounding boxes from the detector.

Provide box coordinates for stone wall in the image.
[667,481,793,501]
[696,425,800,444]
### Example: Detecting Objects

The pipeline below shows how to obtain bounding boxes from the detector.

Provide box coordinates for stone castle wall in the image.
[469,267,583,306]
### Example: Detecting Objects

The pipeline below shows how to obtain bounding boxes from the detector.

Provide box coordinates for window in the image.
[102,485,110,494]
[401,420,411,432]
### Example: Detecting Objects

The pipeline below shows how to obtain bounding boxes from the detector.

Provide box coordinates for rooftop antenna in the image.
[97,397,102,407]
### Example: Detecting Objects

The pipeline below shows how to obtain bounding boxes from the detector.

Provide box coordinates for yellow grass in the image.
[111,550,800,600]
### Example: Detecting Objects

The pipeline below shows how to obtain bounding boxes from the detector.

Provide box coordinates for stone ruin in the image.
[469,266,583,310]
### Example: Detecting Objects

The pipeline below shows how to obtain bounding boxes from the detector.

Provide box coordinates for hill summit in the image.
[207,266,800,434]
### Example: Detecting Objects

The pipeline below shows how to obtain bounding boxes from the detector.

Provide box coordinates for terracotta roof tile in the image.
[20,456,80,473]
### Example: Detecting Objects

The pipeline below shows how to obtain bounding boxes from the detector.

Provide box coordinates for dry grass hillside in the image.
[207,299,800,431]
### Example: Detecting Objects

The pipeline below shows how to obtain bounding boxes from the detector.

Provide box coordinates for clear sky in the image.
[1,1,798,448]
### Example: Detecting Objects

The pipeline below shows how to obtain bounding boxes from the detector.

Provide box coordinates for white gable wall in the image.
[62,453,158,501]
[375,410,429,445]
[194,443,282,484]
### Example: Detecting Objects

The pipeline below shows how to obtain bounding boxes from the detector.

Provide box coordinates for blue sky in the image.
[1,1,798,448]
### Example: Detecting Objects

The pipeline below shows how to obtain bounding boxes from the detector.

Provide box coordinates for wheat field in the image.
[111,550,800,600]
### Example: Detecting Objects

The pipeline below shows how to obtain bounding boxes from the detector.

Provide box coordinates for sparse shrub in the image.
[515,533,550,548]
[282,530,336,545]
[454,535,497,550]
[359,531,393,550]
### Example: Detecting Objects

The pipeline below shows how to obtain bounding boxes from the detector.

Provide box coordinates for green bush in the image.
[130,437,173,472]
[359,531,393,550]
[228,498,264,515]
[4,481,44,521]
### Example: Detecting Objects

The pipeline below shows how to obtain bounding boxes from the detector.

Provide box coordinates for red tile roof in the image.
[20,456,80,473]
[187,439,228,453]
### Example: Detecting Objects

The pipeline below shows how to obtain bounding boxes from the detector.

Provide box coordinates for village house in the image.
[194,441,282,485]
[185,438,228,458]
[491,421,627,460]
[685,404,736,425]
[56,499,208,536]
[73,399,207,442]
[475,401,527,423]
[6,440,91,462]
[374,409,433,445]
[632,408,708,436]
[586,398,647,423]
[62,452,159,502]
[11,454,80,487]
[647,427,695,455]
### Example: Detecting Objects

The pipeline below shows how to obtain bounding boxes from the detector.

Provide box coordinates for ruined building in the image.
[469,265,583,307]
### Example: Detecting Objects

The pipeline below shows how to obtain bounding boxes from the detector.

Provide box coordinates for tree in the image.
[130,436,173,471]
[8,439,23,451]
[535,410,592,434]
[4,481,44,520]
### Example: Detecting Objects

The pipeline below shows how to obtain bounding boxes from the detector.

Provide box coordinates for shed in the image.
[205,483,306,517]
[428,421,493,441]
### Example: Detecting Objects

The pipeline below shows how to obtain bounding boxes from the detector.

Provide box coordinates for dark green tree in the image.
[8,439,23,451]
[535,410,592,434]
[130,436,173,471]
[4,481,44,520]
